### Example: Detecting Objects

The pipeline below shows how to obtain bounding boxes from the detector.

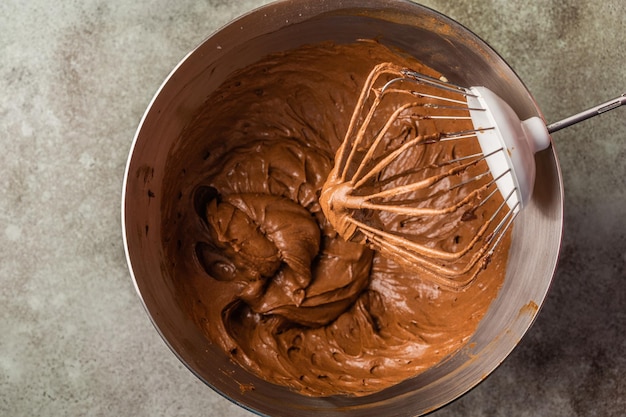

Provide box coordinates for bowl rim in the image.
[121,1,564,415]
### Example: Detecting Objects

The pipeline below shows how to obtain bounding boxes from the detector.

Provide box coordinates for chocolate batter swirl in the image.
[193,139,373,328]
[162,40,509,396]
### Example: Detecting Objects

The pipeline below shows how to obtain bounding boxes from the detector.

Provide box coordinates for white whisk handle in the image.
[522,116,551,153]
[467,87,550,211]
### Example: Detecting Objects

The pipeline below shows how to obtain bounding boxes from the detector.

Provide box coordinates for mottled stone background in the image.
[1,1,624,416]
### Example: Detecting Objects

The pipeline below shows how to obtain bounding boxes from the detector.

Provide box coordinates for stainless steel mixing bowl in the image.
[122,1,563,415]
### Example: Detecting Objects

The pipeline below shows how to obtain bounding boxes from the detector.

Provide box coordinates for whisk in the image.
[320,62,625,289]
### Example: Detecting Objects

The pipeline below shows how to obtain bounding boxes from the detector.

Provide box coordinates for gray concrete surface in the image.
[1,1,624,416]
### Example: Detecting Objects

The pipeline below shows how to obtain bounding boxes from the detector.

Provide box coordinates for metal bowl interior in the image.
[122,1,563,415]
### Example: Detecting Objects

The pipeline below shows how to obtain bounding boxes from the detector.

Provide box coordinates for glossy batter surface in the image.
[161,40,510,397]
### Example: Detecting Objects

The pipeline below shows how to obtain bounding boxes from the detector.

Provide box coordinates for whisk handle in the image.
[547,93,626,133]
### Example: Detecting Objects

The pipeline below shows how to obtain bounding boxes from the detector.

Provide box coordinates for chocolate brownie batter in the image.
[161,40,510,397]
